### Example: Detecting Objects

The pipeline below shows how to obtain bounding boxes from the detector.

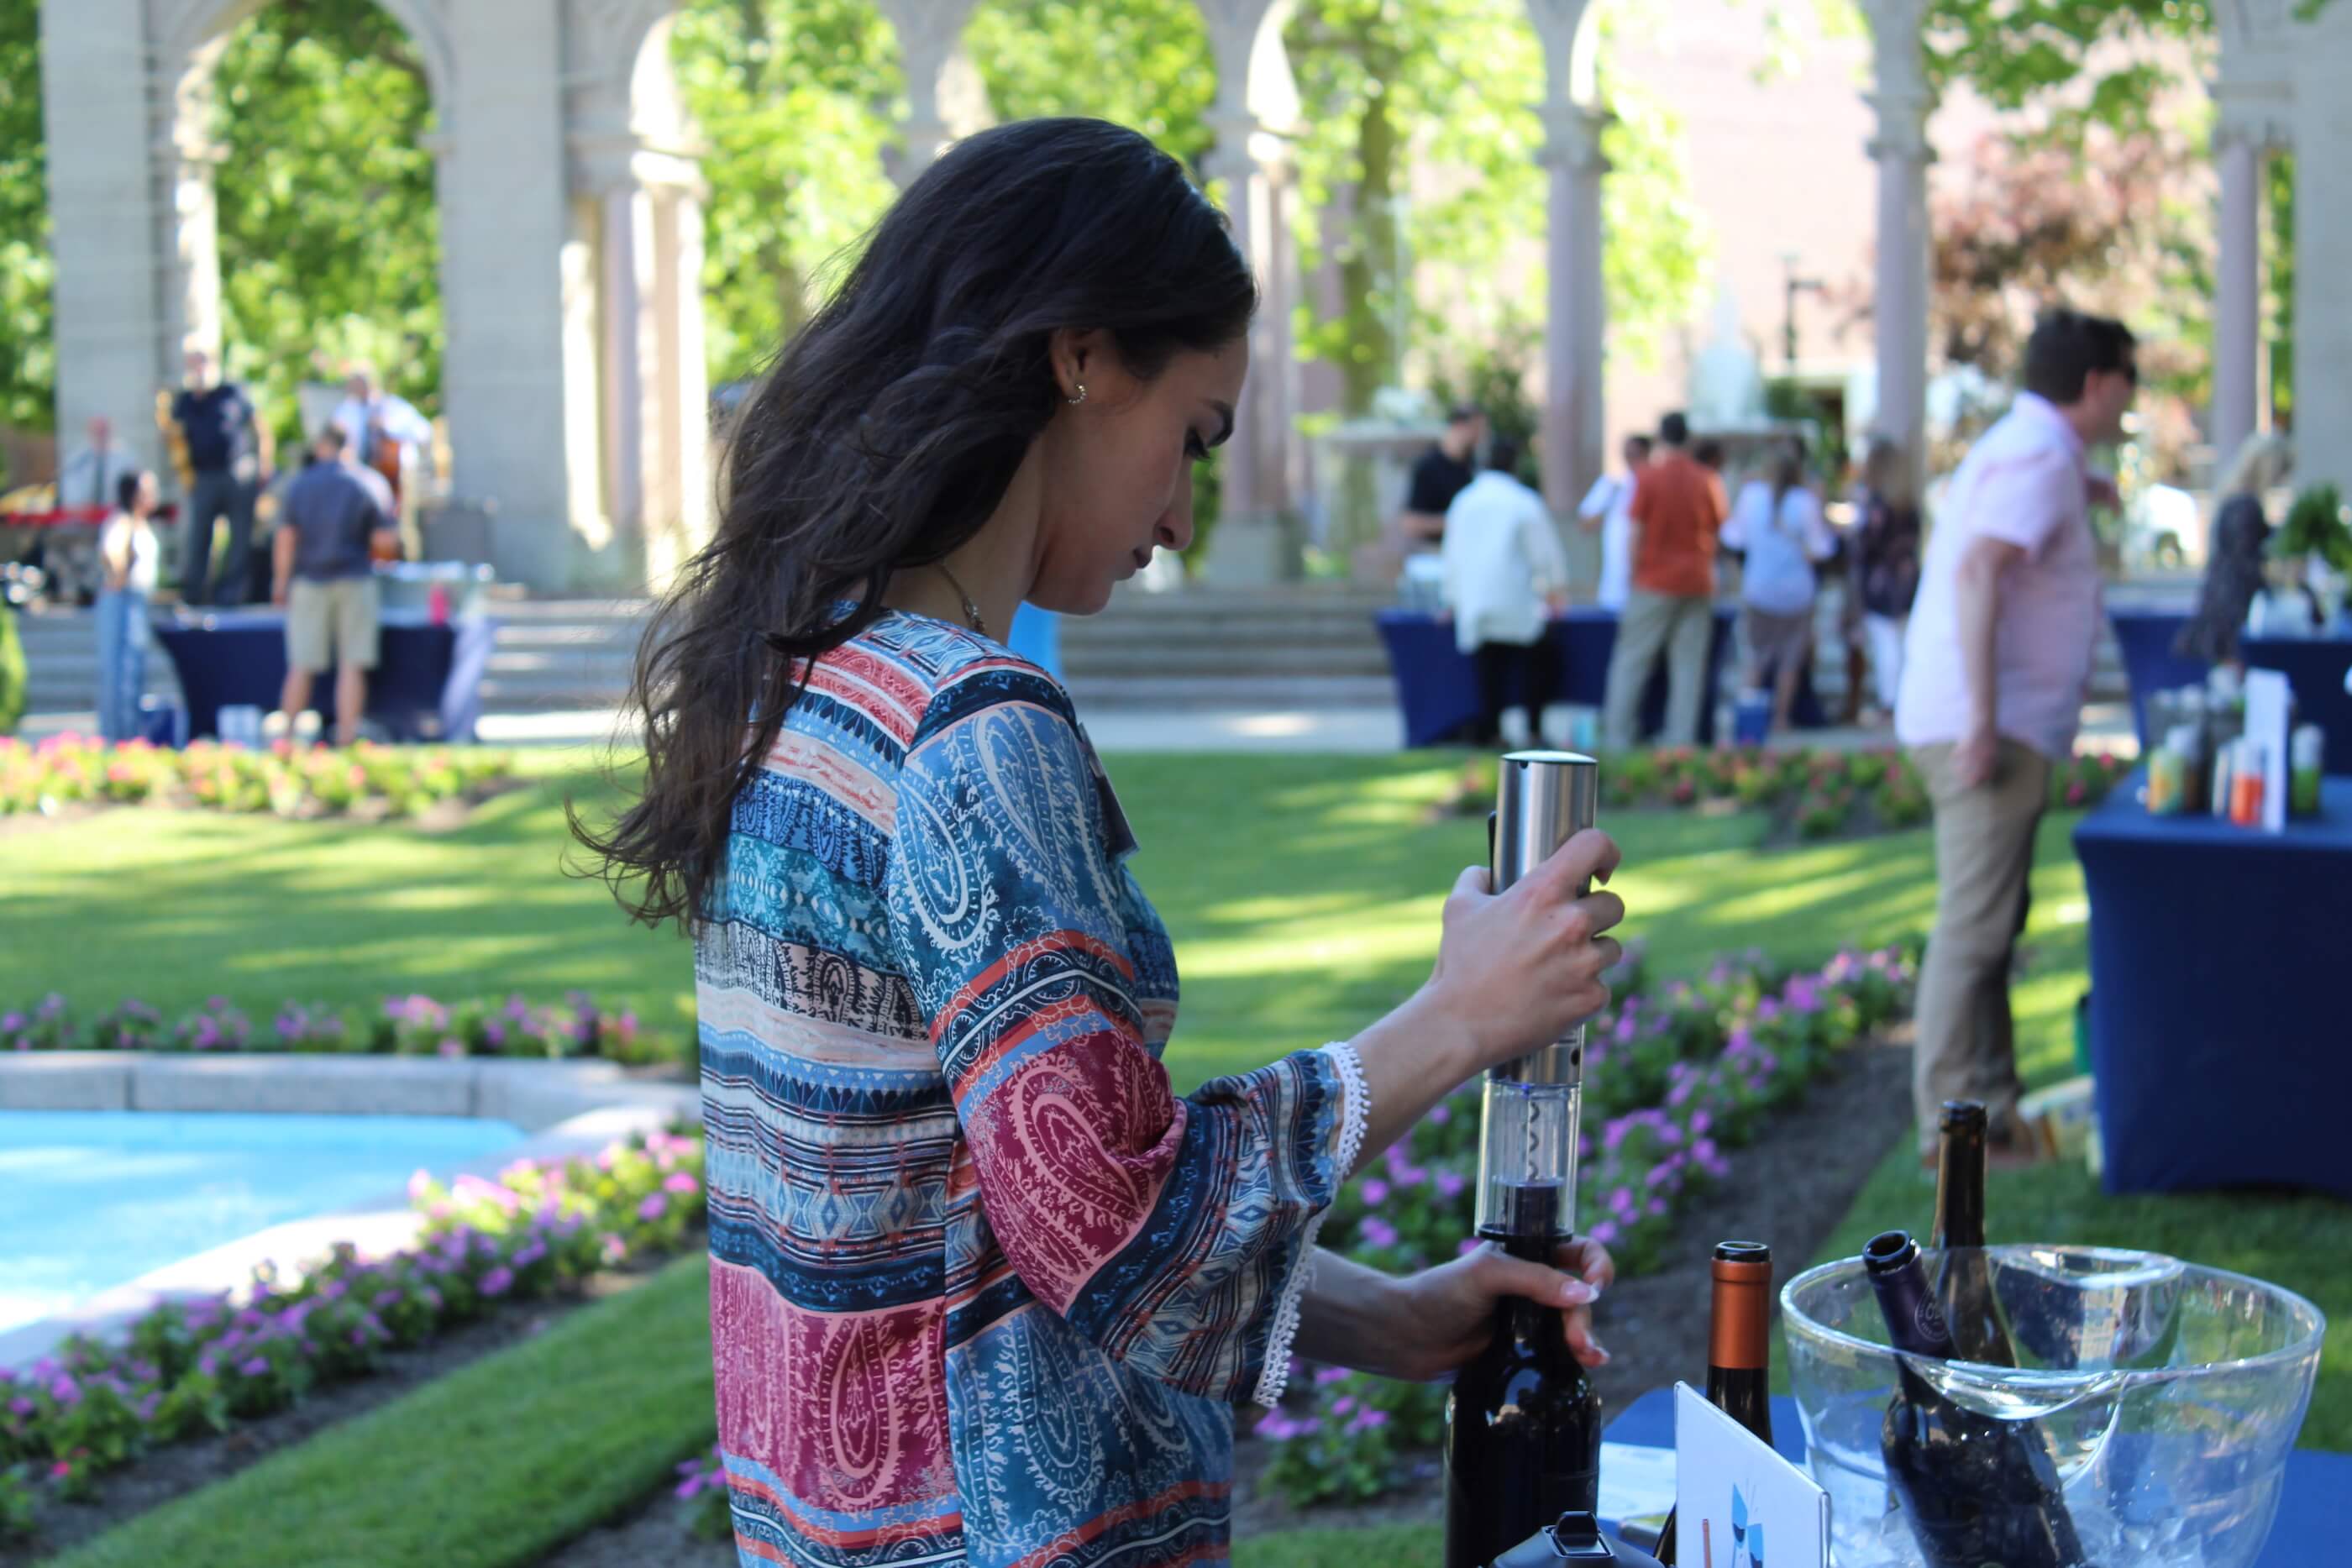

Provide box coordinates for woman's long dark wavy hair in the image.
[574,118,1257,931]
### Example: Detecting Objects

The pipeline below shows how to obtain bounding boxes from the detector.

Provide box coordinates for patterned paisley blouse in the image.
[697,611,1370,1567]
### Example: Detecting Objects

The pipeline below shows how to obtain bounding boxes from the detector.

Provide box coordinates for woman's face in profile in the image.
[1028,335,1249,615]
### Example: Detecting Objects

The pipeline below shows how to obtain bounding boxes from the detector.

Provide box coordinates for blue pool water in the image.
[0,1111,525,1334]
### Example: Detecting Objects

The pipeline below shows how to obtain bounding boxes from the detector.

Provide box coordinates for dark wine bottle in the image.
[1864,1230,2085,1568]
[1930,1100,2020,1366]
[1443,1182,1602,1568]
[1655,1240,1774,1565]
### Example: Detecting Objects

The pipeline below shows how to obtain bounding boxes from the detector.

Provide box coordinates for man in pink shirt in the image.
[1897,307,2137,1162]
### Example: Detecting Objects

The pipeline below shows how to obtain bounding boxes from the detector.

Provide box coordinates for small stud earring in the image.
[1068,384,1087,406]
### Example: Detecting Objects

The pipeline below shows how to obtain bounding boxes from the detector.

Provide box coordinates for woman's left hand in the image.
[1376,1236,1615,1384]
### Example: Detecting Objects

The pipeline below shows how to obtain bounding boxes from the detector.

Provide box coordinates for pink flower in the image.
[637,1194,667,1222]
[662,1172,699,1195]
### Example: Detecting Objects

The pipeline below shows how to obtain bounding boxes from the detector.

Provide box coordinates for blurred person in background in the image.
[2176,433,2295,673]
[94,470,162,742]
[1720,442,1835,735]
[1442,436,1571,745]
[1851,438,1924,724]
[1578,433,1651,611]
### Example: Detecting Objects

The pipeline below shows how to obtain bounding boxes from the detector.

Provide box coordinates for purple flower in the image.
[1358,1177,1389,1206]
[239,1356,270,1377]
[480,1266,513,1297]
[1434,1170,1466,1200]
[1358,1216,1399,1249]
[1256,1412,1304,1441]
[1347,1407,1390,1433]
[1428,1104,1451,1125]
[1314,1365,1351,1387]
[1457,1237,1483,1256]
[1590,1219,1620,1245]
[49,1376,78,1405]
[637,1194,667,1222]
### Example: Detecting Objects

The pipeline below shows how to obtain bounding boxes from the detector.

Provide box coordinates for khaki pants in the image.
[1603,590,1714,749]
[1909,738,2053,1153]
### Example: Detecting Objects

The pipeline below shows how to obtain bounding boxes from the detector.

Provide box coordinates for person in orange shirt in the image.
[1603,411,1727,747]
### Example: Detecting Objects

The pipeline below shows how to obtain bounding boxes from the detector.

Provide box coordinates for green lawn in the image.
[14,749,2344,1565]
[6,748,2078,1087]
[49,1254,717,1568]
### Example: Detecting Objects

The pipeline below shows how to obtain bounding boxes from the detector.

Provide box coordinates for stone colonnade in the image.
[41,0,2340,591]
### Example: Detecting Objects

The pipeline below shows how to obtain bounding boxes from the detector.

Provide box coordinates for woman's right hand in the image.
[1425,827,1625,1072]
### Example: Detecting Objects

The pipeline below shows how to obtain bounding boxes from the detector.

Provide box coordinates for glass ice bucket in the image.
[1782,1245,2324,1568]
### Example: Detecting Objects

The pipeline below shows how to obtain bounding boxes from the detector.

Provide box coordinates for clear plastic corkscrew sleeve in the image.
[1473,752,1599,1247]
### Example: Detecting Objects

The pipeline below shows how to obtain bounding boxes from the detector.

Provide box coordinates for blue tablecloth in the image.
[153,609,496,743]
[1606,1387,2345,1568]
[2074,768,2352,1196]
[1376,607,1791,748]
[2109,610,2352,774]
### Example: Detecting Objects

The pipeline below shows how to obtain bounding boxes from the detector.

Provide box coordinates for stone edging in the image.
[0,1053,701,1368]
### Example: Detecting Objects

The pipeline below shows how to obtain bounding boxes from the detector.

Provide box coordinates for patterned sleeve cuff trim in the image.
[1251,1040,1372,1408]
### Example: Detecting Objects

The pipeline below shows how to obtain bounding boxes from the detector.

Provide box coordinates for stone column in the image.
[2292,2,2352,494]
[598,181,656,571]
[874,0,984,187]
[41,0,176,469]
[651,186,712,586]
[2213,128,2264,471]
[1199,128,1303,584]
[1538,101,1608,522]
[1861,0,1935,501]
[438,0,579,590]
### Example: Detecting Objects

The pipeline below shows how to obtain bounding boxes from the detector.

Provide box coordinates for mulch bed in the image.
[536,1035,1917,1564]
[2,1266,665,1566]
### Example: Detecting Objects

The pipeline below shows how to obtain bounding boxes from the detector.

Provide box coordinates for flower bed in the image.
[1,990,671,1067]
[0,736,517,820]
[1254,944,1919,1508]
[1438,747,2132,840]
[0,1128,706,1544]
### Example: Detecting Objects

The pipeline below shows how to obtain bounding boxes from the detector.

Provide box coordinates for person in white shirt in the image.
[1441,438,1571,746]
[1577,433,1651,611]
[1719,443,1835,735]
[1897,307,2135,1164]
[95,470,163,743]
[329,365,433,503]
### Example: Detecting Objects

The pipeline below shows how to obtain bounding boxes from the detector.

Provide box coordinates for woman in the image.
[2177,434,2294,669]
[578,120,1625,1566]
[1851,438,1923,724]
[94,469,160,742]
[1721,444,1835,734]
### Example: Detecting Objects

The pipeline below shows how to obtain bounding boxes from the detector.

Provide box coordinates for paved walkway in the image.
[17,700,2142,758]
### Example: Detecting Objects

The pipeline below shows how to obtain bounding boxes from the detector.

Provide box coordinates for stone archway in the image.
[40,0,711,594]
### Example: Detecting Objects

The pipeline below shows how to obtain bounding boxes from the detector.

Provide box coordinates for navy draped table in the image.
[2074,768,2352,1197]
[1376,606,1773,748]
[1604,1387,2346,1568]
[153,608,497,742]
[2108,610,2352,774]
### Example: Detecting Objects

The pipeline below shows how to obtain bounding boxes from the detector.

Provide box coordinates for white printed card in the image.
[1672,1382,1829,1568]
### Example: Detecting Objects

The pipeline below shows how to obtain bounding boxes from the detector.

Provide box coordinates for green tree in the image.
[0,0,50,436]
[209,0,443,445]
[967,0,1215,168]
[671,0,901,388]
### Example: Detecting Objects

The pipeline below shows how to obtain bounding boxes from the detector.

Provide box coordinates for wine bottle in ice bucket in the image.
[1443,752,1604,1568]
[1863,1230,2086,1568]
[1931,1099,2021,1367]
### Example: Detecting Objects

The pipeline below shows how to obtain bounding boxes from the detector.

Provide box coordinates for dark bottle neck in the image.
[1932,1121,1988,1249]
[1704,1366,1774,1445]
[1867,1247,1961,1360]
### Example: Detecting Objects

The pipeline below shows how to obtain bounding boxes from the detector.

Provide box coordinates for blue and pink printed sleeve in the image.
[885,668,1368,1406]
